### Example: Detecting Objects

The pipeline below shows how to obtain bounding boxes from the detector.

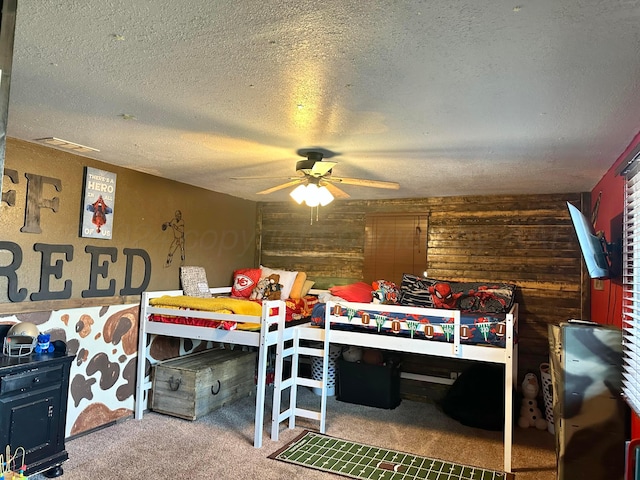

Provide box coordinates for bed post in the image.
[286,326,300,431]
[255,300,280,448]
[452,310,461,356]
[503,303,517,473]
[134,291,150,420]
[512,303,519,391]
[317,300,332,434]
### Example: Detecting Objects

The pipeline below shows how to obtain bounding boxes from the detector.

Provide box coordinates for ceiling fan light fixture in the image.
[289,183,335,207]
[304,183,321,207]
[290,184,307,204]
[318,185,334,206]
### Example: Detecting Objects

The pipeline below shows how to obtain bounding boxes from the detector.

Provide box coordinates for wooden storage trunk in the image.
[152,348,256,420]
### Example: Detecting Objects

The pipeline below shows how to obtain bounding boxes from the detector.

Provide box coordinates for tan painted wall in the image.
[0,138,258,436]
[1,138,258,306]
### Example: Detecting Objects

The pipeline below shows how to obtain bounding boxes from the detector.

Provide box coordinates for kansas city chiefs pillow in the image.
[232,268,262,298]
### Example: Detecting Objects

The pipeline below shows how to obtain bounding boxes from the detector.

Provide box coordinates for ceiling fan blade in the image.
[329,176,400,190]
[310,161,338,177]
[256,179,304,195]
[320,180,350,199]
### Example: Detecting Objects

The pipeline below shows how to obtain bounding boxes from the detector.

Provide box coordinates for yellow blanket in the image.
[149,295,262,330]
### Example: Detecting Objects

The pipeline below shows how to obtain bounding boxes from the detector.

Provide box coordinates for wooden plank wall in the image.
[257,192,590,391]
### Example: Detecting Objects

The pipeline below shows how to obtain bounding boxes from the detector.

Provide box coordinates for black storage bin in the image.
[336,357,401,409]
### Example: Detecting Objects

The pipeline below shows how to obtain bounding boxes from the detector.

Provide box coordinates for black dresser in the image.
[0,350,73,478]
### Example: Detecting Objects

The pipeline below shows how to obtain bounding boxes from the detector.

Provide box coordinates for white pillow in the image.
[318,291,344,303]
[260,265,298,300]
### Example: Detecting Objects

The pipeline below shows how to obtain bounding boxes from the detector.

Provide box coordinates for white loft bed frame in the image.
[271,300,519,473]
[134,286,303,448]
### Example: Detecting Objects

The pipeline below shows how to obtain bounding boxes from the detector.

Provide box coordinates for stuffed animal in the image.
[263,274,282,300]
[342,346,363,362]
[372,280,399,304]
[35,333,55,354]
[249,278,270,301]
[362,348,384,365]
[518,372,547,430]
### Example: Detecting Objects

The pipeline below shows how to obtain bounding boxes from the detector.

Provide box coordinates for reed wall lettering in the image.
[1,168,151,302]
[0,241,151,302]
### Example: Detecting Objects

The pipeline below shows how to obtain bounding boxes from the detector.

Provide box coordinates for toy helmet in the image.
[3,322,39,357]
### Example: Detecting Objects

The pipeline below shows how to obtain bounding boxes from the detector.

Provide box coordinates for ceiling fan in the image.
[232,148,400,201]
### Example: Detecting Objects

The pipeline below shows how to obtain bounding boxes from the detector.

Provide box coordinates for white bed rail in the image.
[134,288,287,449]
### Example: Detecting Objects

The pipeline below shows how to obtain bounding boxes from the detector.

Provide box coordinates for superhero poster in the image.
[81,167,116,239]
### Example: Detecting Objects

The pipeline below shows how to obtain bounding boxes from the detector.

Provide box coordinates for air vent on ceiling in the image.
[36,137,100,153]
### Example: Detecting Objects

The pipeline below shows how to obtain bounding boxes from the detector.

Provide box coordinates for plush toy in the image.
[35,333,55,354]
[372,280,399,304]
[342,346,363,362]
[250,274,282,301]
[518,372,547,430]
[249,278,270,301]
[263,274,282,300]
[362,348,384,365]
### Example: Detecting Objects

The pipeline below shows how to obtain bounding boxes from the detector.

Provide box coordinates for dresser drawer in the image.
[0,364,64,395]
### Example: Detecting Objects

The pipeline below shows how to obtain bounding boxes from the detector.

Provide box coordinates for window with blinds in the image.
[363,213,428,286]
[622,156,640,415]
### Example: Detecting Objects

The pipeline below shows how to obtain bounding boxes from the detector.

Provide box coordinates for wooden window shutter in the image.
[363,213,428,285]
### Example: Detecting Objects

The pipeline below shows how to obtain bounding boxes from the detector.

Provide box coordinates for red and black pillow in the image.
[231,268,262,298]
[399,273,516,314]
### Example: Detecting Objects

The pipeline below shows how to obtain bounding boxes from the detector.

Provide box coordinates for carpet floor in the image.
[30,386,556,479]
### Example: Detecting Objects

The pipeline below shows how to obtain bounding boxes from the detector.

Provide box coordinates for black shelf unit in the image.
[0,351,73,478]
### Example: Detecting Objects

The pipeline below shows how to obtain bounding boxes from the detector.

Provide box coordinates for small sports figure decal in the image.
[162,210,185,267]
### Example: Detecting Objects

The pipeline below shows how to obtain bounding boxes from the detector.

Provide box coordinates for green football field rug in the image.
[269,430,515,480]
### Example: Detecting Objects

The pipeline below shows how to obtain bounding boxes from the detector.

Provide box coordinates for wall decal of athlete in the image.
[162,210,185,267]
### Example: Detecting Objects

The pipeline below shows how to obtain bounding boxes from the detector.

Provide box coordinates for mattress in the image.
[148,295,318,331]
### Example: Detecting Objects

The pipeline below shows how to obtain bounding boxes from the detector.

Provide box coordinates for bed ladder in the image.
[271,321,331,441]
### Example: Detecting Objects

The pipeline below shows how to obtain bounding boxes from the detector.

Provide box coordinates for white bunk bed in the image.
[134,286,305,448]
[271,300,519,473]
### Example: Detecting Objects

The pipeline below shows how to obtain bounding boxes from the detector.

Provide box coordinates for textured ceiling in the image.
[7,0,640,202]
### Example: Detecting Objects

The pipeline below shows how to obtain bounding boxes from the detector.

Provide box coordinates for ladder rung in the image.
[295,377,322,389]
[277,408,293,423]
[278,377,294,390]
[298,346,325,357]
[296,328,323,341]
[294,407,322,421]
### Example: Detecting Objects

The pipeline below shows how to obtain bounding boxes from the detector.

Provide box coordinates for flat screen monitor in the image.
[567,201,610,279]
